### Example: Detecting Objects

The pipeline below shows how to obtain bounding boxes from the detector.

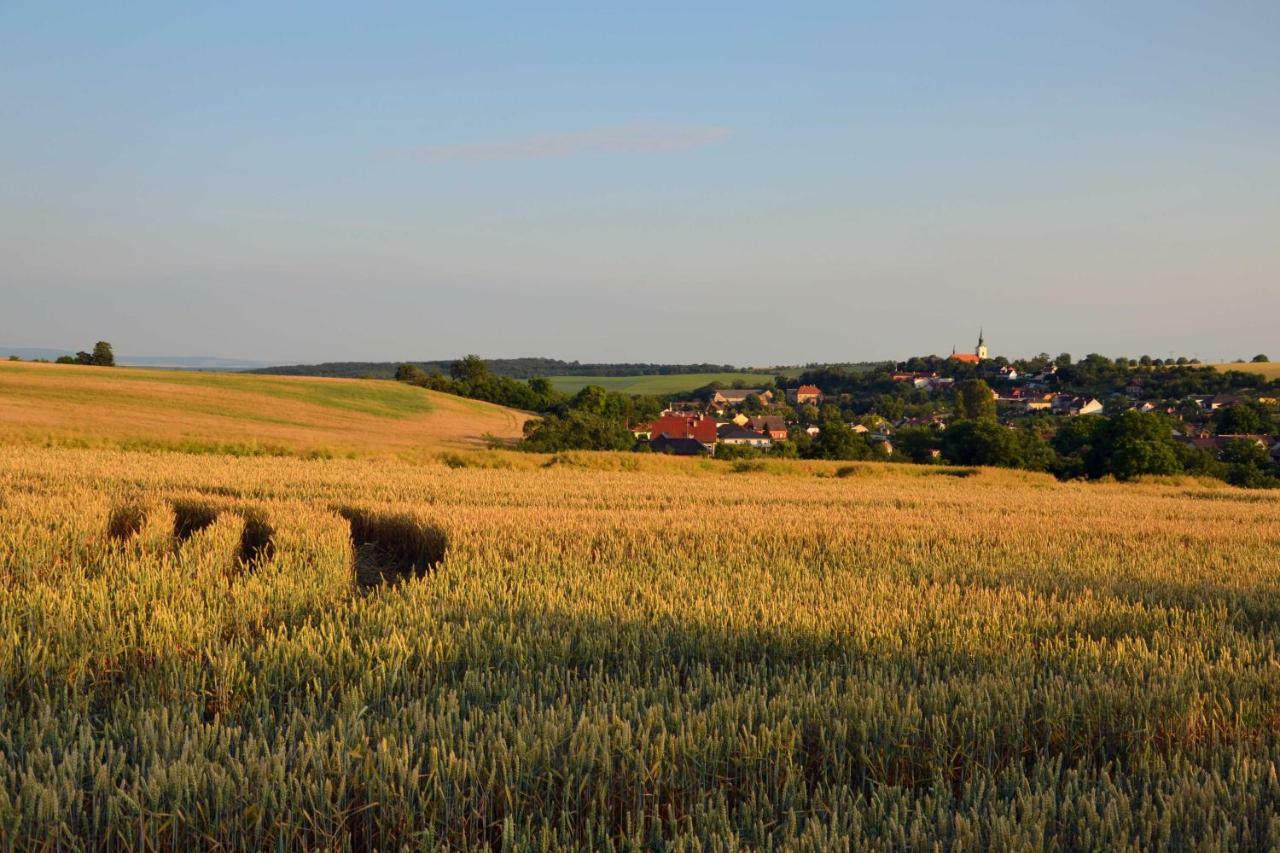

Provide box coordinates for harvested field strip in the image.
[106,502,146,541]
[338,506,447,587]
[171,499,219,540]
[236,510,276,571]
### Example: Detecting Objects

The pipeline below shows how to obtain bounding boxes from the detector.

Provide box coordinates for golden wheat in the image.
[1,445,1279,848]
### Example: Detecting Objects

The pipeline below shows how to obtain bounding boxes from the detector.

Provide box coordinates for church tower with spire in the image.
[976,329,988,360]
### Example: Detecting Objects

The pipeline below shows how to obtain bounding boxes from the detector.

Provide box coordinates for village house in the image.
[644,413,719,452]
[787,385,822,406]
[917,376,955,391]
[717,423,773,448]
[651,436,713,456]
[1174,433,1278,458]
[746,415,788,441]
[709,388,773,411]
[868,433,894,455]
[1002,389,1054,412]
[892,371,954,391]
[1053,395,1103,416]
[1206,394,1243,411]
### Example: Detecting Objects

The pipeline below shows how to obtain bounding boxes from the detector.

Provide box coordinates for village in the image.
[630,332,1280,469]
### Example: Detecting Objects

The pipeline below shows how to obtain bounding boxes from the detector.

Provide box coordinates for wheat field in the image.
[1213,361,1280,380]
[2,443,1280,849]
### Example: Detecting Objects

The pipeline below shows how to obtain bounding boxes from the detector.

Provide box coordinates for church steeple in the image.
[975,328,988,360]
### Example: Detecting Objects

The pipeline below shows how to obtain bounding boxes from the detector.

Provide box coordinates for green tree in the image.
[741,393,766,415]
[1220,439,1276,488]
[1052,415,1104,457]
[569,385,609,415]
[808,418,871,460]
[449,354,489,385]
[954,379,996,421]
[395,363,429,383]
[894,426,940,463]
[527,376,554,398]
[1214,405,1262,436]
[1252,354,1269,363]
[939,420,1024,468]
[519,411,636,452]
[90,341,115,366]
[1086,411,1180,481]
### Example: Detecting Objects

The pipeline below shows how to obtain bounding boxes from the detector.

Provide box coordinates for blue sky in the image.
[2,2,1277,364]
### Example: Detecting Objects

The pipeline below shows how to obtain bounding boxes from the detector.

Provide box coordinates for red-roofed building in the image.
[788,385,822,406]
[949,330,989,364]
[647,413,719,448]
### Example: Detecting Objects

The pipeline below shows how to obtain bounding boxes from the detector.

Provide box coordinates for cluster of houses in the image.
[894,368,1108,416]
[631,333,1280,463]
[634,385,827,456]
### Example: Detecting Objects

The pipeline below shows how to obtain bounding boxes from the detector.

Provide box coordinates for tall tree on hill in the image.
[450,354,489,385]
[89,342,115,366]
[395,363,428,383]
[954,379,996,421]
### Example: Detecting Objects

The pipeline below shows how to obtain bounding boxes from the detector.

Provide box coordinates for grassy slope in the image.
[1212,362,1280,380]
[549,371,784,395]
[0,360,529,456]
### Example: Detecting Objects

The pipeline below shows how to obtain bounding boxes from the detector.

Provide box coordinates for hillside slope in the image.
[0,361,528,456]
[1212,362,1280,380]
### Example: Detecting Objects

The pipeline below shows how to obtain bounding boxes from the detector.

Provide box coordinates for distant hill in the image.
[1,346,275,370]
[0,360,528,457]
[251,358,788,380]
[548,372,799,395]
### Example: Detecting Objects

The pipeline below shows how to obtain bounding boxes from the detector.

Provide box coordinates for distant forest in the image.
[251,358,783,380]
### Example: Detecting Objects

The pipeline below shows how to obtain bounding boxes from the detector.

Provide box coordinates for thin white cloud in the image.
[399,121,732,161]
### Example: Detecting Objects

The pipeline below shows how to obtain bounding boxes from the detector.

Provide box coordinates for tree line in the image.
[52,341,115,367]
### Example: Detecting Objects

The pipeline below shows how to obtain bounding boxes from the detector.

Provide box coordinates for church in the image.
[949,331,988,364]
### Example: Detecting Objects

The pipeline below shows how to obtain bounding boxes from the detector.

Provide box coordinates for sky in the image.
[2,2,1278,365]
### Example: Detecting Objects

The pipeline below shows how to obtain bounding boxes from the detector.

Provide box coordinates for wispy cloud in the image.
[398,121,732,161]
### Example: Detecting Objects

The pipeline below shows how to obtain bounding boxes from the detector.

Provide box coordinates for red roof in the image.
[796,384,821,396]
[649,414,717,444]
[949,352,981,364]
